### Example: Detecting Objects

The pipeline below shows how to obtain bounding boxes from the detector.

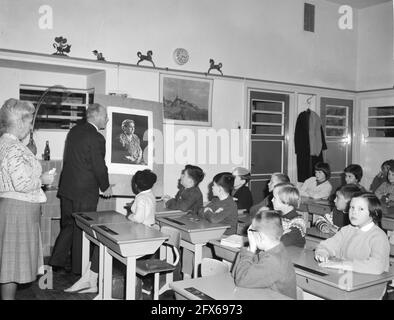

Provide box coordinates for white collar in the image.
[360,221,374,232]
[88,121,99,132]
[138,189,151,195]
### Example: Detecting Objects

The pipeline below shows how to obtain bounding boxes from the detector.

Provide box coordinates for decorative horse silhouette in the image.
[207,59,223,75]
[137,50,155,67]
[92,50,105,61]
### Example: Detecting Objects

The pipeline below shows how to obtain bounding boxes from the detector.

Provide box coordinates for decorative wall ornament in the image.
[137,50,155,67]
[52,36,71,56]
[207,59,223,75]
[92,50,105,61]
[173,48,189,65]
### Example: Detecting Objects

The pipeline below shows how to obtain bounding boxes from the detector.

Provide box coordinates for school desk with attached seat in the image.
[304,227,333,250]
[299,197,334,227]
[92,222,168,300]
[169,272,292,300]
[73,210,130,299]
[156,215,229,278]
[209,238,394,300]
[380,210,394,263]
[209,236,247,264]
[155,200,186,218]
[286,246,394,300]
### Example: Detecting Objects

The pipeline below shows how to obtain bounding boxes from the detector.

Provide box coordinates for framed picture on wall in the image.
[105,106,153,175]
[160,73,213,126]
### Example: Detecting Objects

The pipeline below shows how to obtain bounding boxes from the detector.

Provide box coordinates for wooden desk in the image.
[170,272,291,300]
[74,210,130,299]
[155,200,186,218]
[305,227,333,250]
[286,246,394,300]
[156,215,229,278]
[299,197,333,219]
[210,239,394,300]
[382,214,394,231]
[379,212,394,261]
[209,237,247,264]
[92,222,168,300]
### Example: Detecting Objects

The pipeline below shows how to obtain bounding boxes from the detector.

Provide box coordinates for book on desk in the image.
[220,235,244,248]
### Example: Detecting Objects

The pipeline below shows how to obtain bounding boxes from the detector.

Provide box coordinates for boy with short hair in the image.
[232,210,297,299]
[315,184,362,233]
[163,164,205,215]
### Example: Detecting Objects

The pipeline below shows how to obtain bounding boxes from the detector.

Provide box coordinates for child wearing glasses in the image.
[232,210,296,299]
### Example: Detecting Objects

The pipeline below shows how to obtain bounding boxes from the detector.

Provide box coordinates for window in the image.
[20,85,94,130]
[367,106,394,137]
[304,3,315,33]
[324,105,349,138]
[251,100,284,136]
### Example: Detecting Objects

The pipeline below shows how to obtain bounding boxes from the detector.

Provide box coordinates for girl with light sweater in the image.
[299,162,332,200]
[315,193,390,275]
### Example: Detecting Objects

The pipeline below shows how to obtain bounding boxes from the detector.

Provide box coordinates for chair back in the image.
[160,226,181,248]
[201,258,229,277]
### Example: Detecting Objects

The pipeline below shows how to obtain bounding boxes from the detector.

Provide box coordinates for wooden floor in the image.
[16,264,176,300]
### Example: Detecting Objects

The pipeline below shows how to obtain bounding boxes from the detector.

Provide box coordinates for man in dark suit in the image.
[49,103,112,274]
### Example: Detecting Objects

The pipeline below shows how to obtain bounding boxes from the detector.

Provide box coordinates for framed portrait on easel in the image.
[105,106,153,175]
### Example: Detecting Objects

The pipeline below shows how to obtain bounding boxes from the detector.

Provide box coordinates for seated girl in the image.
[315,193,390,275]
[163,165,205,215]
[375,165,394,207]
[198,172,238,235]
[370,159,394,193]
[272,183,306,247]
[231,167,253,212]
[343,164,367,192]
[127,169,157,226]
[299,162,332,200]
[250,172,290,216]
[315,184,362,234]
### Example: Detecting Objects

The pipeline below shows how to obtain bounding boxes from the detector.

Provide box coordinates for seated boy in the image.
[315,184,362,234]
[232,210,297,299]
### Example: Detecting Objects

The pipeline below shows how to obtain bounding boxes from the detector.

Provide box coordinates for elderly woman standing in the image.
[0,99,55,300]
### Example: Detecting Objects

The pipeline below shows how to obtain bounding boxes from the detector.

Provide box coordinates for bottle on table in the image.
[43,140,50,161]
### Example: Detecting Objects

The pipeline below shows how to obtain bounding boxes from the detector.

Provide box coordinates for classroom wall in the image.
[356,1,394,90]
[0,66,87,157]
[105,66,247,200]
[0,0,357,89]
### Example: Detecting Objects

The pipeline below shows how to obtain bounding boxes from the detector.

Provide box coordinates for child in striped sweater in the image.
[272,183,306,247]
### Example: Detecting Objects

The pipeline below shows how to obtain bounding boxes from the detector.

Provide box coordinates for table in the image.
[210,238,394,300]
[169,272,292,300]
[156,215,229,278]
[286,246,394,300]
[299,197,333,227]
[305,227,333,250]
[92,222,168,300]
[155,200,186,218]
[74,210,130,299]
[209,237,247,264]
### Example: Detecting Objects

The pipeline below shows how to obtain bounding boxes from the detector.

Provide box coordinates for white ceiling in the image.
[324,0,392,9]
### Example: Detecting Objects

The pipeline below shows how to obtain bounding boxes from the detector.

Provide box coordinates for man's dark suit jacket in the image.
[58,122,110,203]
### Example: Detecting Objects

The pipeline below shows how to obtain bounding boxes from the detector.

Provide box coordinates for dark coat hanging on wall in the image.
[294,109,327,182]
